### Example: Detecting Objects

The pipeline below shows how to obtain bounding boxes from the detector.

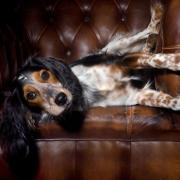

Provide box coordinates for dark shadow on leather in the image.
[6,138,39,180]
[0,91,5,105]
[56,111,86,132]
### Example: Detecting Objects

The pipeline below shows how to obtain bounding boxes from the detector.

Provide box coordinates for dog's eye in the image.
[40,70,50,81]
[26,92,37,100]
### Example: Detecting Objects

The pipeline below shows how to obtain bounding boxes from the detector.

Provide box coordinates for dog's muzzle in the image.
[55,92,68,106]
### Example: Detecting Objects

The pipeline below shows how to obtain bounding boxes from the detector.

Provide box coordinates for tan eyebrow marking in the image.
[31,69,59,83]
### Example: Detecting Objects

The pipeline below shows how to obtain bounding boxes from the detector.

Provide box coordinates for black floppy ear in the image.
[0,89,35,164]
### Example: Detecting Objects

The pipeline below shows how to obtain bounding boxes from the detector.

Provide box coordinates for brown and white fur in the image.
[4,1,180,120]
[2,1,180,171]
[16,1,180,117]
[71,2,180,111]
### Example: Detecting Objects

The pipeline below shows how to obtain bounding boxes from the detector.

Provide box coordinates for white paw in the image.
[171,97,180,111]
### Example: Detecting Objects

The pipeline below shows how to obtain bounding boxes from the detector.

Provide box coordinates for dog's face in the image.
[16,57,84,117]
[18,69,73,116]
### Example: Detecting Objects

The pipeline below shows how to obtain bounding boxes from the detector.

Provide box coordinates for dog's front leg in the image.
[136,89,180,111]
[122,53,180,71]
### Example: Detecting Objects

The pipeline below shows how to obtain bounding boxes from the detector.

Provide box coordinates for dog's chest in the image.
[71,64,139,107]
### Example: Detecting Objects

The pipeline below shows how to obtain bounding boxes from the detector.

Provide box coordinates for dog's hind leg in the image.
[100,2,164,55]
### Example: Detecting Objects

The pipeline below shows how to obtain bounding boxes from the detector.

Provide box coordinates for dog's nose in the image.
[55,92,67,106]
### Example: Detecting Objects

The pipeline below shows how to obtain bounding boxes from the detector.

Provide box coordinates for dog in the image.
[1,2,180,165]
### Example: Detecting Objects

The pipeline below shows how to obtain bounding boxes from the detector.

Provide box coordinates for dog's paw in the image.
[171,97,180,111]
[148,2,164,34]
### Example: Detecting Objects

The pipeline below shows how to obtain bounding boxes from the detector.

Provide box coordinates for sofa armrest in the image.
[155,0,180,127]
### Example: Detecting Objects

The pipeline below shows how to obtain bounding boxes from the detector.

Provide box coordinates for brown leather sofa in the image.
[0,0,180,179]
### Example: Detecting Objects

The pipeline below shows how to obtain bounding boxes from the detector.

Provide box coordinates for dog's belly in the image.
[92,84,139,107]
[72,64,121,91]
[72,64,139,107]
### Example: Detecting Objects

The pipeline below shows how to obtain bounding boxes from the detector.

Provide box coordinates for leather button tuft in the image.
[45,8,55,23]
[121,15,126,22]
[84,16,91,23]
[84,5,90,11]
[66,50,71,57]
[48,16,55,23]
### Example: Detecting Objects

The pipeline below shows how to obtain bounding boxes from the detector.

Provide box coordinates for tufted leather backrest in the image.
[19,0,153,63]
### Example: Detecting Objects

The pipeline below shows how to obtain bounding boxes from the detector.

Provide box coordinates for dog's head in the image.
[0,56,85,167]
[15,56,85,120]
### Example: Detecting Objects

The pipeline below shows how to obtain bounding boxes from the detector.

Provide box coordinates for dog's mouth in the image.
[40,91,73,117]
